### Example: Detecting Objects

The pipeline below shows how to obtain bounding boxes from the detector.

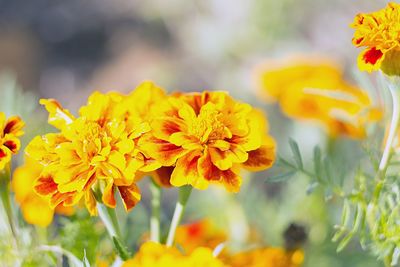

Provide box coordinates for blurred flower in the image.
[26,82,164,215]
[351,2,400,75]
[257,59,381,139]
[122,241,227,267]
[0,112,24,170]
[225,247,304,267]
[12,156,74,227]
[175,219,227,253]
[139,91,276,192]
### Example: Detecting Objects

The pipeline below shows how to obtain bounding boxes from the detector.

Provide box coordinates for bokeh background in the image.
[0,0,390,266]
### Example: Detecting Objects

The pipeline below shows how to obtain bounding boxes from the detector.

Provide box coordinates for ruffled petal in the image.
[102,181,116,208]
[40,99,75,130]
[118,184,141,211]
[170,151,204,188]
[242,136,276,171]
[4,115,24,136]
[139,135,188,166]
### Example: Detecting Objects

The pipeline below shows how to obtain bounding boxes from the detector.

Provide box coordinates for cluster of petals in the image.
[0,112,24,170]
[139,91,276,192]
[225,247,304,267]
[122,241,227,267]
[257,58,381,139]
[25,81,275,215]
[122,241,303,267]
[26,82,164,215]
[351,2,400,74]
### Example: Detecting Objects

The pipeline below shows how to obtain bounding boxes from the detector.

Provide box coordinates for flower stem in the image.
[166,186,192,247]
[150,180,161,243]
[378,83,400,177]
[97,203,122,240]
[0,164,17,238]
[373,82,400,203]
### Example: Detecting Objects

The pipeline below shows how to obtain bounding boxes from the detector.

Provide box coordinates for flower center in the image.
[189,107,230,144]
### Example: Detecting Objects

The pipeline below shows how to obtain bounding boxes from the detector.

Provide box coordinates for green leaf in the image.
[289,139,303,169]
[113,236,131,261]
[266,171,297,183]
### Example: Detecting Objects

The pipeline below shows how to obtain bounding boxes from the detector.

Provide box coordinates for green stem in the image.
[0,164,16,238]
[373,82,400,202]
[150,180,161,243]
[97,203,122,239]
[166,186,192,247]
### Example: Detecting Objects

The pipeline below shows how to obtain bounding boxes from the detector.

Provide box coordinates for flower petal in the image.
[4,115,24,136]
[170,151,204,188]
[102,181,116,208]
[118,184,141,211]
[40,99,75,129]
[242,136,276,171]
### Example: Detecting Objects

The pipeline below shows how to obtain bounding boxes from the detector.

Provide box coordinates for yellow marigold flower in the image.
[122,242,227,267]
[0,112,24,170]
[139,91,276,192]
[351,2,400,75]
[25,82,165,215]
[257,59,381,139]
[175,219,227,253]
[12,156,74,227]
[226,247,304,267]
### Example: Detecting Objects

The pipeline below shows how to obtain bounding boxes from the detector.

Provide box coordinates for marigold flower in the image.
[0,112,24,170]
[174,219,227,253]
[257,59,381,139]
[139,91,276,192]
[225,247,304,267]
[25,82,165,215]
[351,2,400,75]
[12,156,74,227]
[122,242,227,267]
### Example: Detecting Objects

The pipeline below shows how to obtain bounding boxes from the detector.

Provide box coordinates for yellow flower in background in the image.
[122,242,227,267]
[351,2,400,75]
[226,247,304,267]
[140,91,276,192]
[0,112,24,170]
[12,157,73,227]
[257,58,381,139]
[26,81,164,215]
[175,219,227,253]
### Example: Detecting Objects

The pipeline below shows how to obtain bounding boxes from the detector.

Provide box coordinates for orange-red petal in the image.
[118,184,141,211]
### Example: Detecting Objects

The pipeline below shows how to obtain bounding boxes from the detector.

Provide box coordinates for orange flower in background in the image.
[351,2,400,75]
[257,58,381,139]
[0,112,24,170]
[25,82,164,215]
[122,241,227,267]
[12,157,73,227]
[175,219,227,253]
[140,91,276,192]
[226,247,304,267]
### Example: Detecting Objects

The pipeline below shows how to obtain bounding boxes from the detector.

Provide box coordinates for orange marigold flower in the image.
[351,2,400,75]
[122,241,227,267]
[0,112,24,170]
[12,156,74,227]
[174,219,227,253]
[257,58,382,139]
[225,247,304,267]
[139,91,276,192]
[25,82,165,215]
